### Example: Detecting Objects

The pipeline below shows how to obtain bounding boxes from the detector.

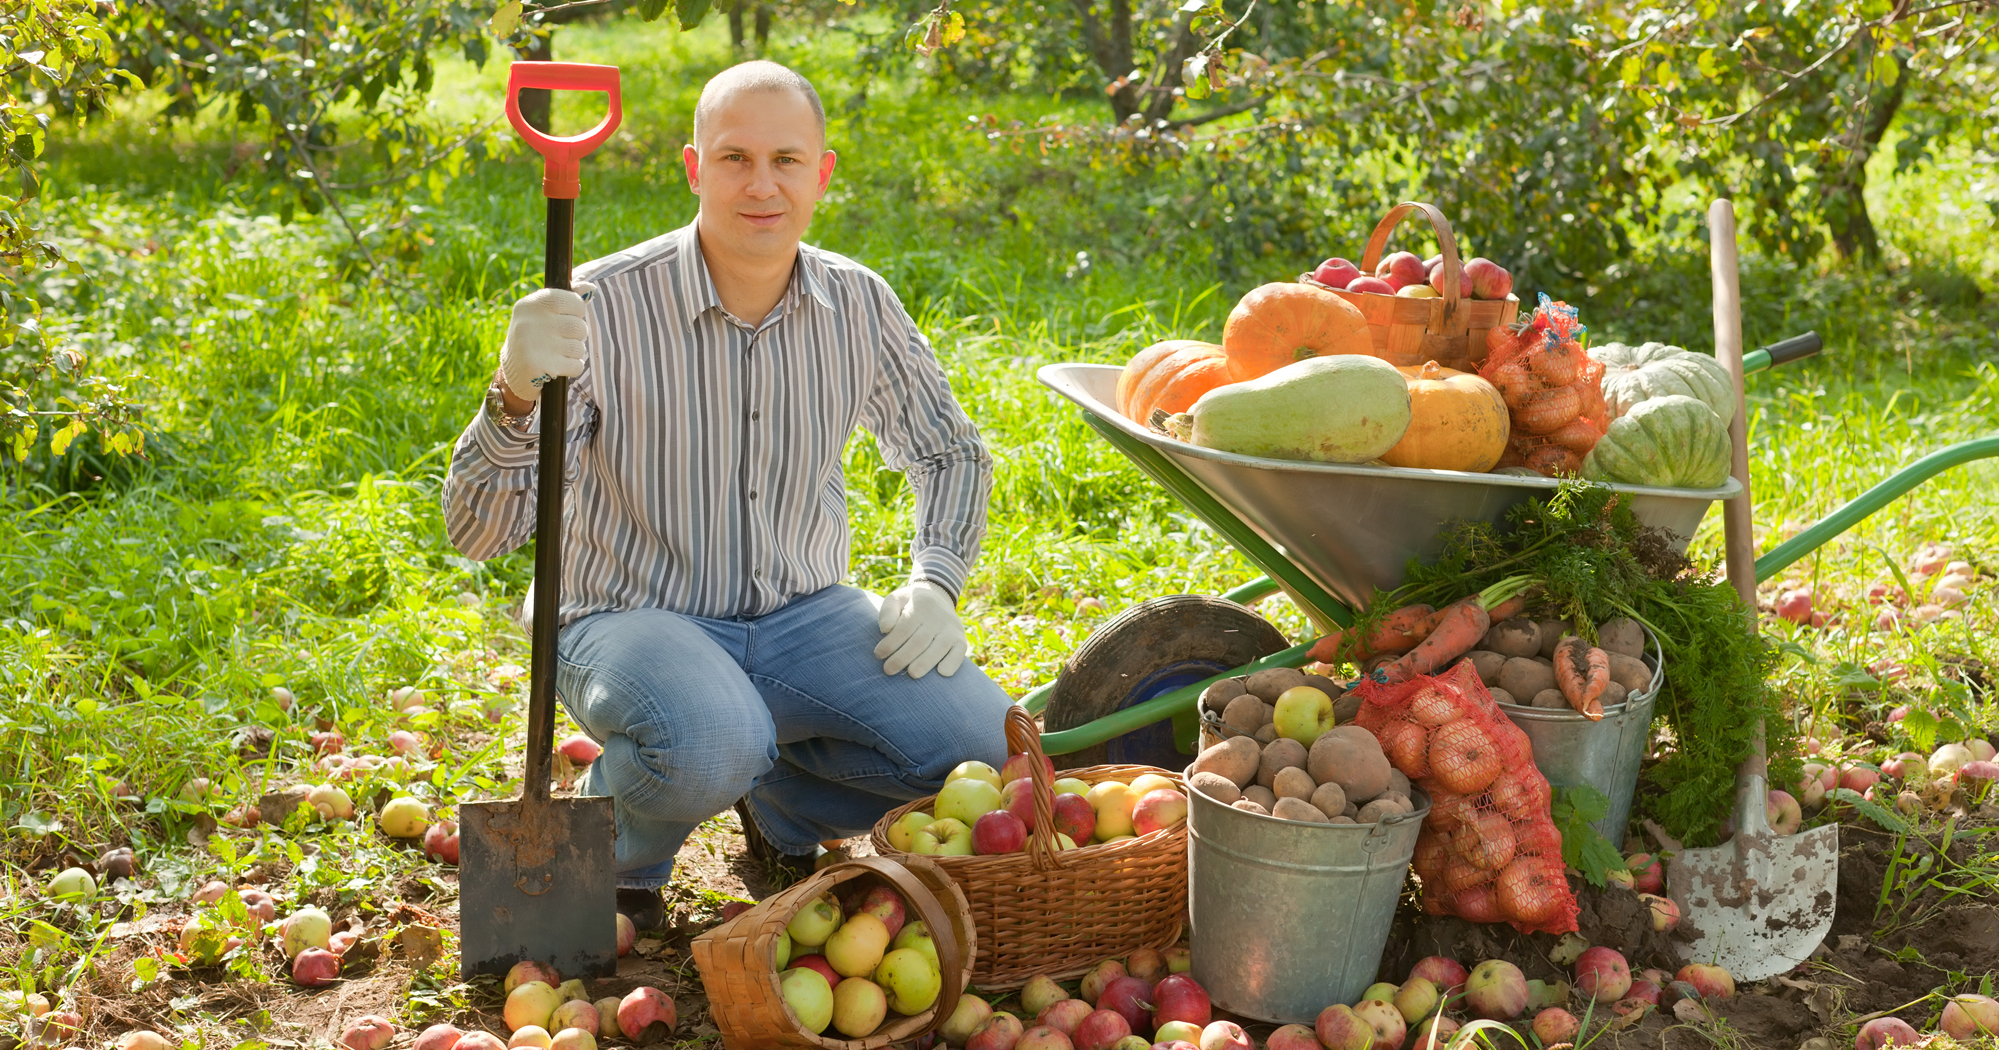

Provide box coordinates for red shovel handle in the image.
[506,61,624,199]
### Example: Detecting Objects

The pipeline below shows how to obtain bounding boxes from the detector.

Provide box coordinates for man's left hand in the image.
[874,581,968,679]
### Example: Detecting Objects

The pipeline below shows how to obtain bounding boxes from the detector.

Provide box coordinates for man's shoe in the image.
[616,887,665,932]
[735,800,819,884]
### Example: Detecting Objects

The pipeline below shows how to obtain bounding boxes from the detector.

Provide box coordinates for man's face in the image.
[682,88,836,264]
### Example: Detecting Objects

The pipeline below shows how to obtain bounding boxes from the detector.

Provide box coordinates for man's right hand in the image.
[498,281,596,405]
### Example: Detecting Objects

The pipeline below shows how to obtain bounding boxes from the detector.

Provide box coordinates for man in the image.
[442,60,1013,927]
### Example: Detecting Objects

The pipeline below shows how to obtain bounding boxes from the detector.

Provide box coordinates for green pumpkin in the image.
[1589,341,1734,426]
[1582,394,1731,489]
[1165,354,1411,463]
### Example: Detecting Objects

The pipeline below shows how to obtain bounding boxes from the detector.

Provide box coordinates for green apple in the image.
[1273,686,1336,743]
[911,817,972,856]
[1129,773,1177,797]
[1053,777,1092,797]
[946,760,1002,790]
[46,867,95,902]
[775,929,793,969]
[874,947,942,1015]
[1085,781,1137,840]
[887,811,934,852]
[825,914,892,978]
[779,967,834,1033]
[786,892,843,948]
[891,921,939,971]
[935,778,1002,825]
[1361,982,1400,1004]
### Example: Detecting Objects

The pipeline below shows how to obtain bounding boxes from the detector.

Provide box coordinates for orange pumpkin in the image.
[1220,283,1371,381]
[1381,361,1511,473]
[1117,339,1232,423]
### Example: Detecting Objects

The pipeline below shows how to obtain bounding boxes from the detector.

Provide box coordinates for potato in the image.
[1189,771,1241,805]
[1466,650,1507,687]
[1333,692,1364,725]
[1257,737,1308,789]
[1537,620,1570,658]
[1329,815,1357,825]
[1531,688,1567,709]
[1309,781,1348,819]
[1356,798,1409,824]
[1222,693,1267,735]
[1254,724,1279,744]
[1343,800,1359,818]
[1243,785,1278,811]
[1386,769,1411,799]
[1307,725,1391,802]
[1245,667,1309,702]
[1302,673,1345,699]
[1499,657,1557,700]
[1272,797,1329,823]
[1481,618,1542,659]
[1608,653,1652,693]
[1273,766,1317,801]
[1192,736,1260,788]
[1231,799,1269,816]
[1598,617,1646,659]
[1202,676,1248,716]
[1383,791,1412,810]
[1601,680,1629,709]
[1488,687,1517,707]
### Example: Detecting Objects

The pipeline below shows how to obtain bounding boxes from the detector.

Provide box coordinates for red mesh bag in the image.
[1480,294,1607,478]
[1356,659,1580,935]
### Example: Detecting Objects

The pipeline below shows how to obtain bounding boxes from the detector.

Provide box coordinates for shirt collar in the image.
[677,220,836,326]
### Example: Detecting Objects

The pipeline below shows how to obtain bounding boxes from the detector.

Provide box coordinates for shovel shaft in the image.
[525,197,575,806]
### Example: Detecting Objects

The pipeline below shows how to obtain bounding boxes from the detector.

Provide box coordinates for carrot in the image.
[1307,630,1350,664]
[1380,598,1491,683]
[1487,594,1531,622]
[1554,636,1610,721]
[1371,604,1437,654]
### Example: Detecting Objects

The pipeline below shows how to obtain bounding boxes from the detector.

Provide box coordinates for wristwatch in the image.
[483,382,536,429]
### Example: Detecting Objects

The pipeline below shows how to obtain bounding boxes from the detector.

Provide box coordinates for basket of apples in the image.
[1301,201,1520,374]
[691,855,974,1049]
[868,706,1191,990]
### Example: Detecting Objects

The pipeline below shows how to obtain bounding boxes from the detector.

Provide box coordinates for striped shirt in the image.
[441,221,993,627]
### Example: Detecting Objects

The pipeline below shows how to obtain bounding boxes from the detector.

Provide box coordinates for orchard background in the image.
[0,0,1996,1047]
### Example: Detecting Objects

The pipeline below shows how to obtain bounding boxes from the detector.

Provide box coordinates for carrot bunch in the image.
[1310,576,1539,684]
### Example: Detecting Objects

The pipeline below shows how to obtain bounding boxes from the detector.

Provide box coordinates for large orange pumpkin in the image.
[1220,282,1371,381]
[1380,361,1511,473]
[1117,339,1232,423]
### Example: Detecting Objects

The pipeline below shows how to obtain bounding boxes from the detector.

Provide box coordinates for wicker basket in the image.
[868,706,1189,990]
[691,856,974,1050]
[1300,201,1520,373]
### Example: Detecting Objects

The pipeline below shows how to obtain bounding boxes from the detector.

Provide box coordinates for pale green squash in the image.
[1589,341,1734,425]
[1166,355,1411,463]
[1582,394,1731,489]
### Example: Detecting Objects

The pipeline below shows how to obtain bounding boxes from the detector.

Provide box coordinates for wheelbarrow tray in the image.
[1038,363,1742,611]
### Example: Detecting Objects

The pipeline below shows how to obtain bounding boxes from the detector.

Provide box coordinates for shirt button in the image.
[750,410,761,421]
[749,490,759,500]
[754,569,764,577]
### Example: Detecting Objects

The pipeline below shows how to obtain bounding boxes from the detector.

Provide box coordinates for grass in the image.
[1,9,1997,1046]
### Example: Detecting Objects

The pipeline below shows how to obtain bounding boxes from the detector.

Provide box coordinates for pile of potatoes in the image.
[1188,672,1418,826]
[1200,666,1361,743]
[1462,616,1653,710]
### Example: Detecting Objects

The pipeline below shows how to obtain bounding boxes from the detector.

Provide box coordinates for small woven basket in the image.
[868,706,1189,990]
[691,855,974,1050]
[1300,201,1520,373]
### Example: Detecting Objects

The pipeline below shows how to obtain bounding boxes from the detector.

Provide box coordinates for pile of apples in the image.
[920,947,1212,1050]
[1798,735,1999,819]
[1857,994,1999,1050]
[1771,542,1981,631]
[480,960,674,1049]
[1307,251,1514,301]
[774,882,946,1038]
[885,753,1189,857]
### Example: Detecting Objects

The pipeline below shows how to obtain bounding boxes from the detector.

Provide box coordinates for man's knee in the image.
[597,711,775,816]
[897,673,1014,786]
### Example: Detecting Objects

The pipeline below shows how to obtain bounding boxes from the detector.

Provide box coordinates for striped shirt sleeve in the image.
[441,366,600,561]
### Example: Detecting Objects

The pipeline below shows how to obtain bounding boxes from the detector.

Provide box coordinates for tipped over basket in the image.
[869,706,1189,990]
[691,855,974,1050]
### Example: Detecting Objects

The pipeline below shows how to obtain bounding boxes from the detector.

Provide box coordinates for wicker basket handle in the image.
[1358,201,1464,326]
[826,856,966,1034]
[1005,705,1067,873]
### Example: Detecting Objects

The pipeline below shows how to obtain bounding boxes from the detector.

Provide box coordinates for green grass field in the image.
[2,12,1997,1044]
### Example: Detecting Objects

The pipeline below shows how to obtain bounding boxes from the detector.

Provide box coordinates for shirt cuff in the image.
[469,399,542,470]
[910,547,971,604]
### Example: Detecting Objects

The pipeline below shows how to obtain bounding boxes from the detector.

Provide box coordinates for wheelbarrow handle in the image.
[505,61,624,200]
[1741,331,1822,375]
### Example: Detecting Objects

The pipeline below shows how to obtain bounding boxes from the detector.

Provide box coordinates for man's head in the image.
[684,61,836,266]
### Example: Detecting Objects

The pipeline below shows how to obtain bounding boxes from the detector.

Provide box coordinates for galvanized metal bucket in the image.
[1495,636,1665,844]
[1185,775,1429,1024]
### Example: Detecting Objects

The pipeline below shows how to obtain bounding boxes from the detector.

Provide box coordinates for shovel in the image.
[460,61,625,980]
[1661,199,1838,982]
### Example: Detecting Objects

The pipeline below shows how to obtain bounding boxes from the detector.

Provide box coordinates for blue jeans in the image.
[555,584,1014,889]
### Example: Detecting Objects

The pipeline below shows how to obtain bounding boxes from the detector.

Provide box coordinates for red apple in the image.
[1408,956,1467,994]
[1531,1008,1578,1045]
[1839,764,1880,794]
[1575,946,1631,1003]
[1941,994,1999,1039]
[413,1024,464,1050]
[1409,1014,1459,1048]
[793,954,840,987]
[310,731,344,756]
[1095,976,1153,1032]
[1627,979,1662,1005]
[966,1012,1024,1050]
[1640,893,1681,932]
[974,810,1029,855]
[291,947,340,987]
[1766,790,1803,836]
[1375,252,1425,290]
[1346,275,1397,296]
[1131,790,1188,836]
[1071,1009,1130,1050]
[1036,999,1093,1035]
[616,911,636,956]
[1855,1016,1921,1050]
[1265,1023,1319,1050]
[1882,752,1924,781]
[1774,589,1814,624]
[1459,257,1512,300]
[855,885,907,941]
[557,734,601,764]
[617,986,677,1044]
[424,820,460,865]
[1197,1020,1252,1050]
[1675,963,1735,1000]
[1350,999,1406,1050]
[1626,853,1663,894]
[1150,973,1210,1030]
[239,888,277,923]
[1125,947,1167,987]
[455,1035,506,1050]
[1312,258,1362,289]
[1080,959,1127,1003]
[1001,752,1056,786]
[1052,793,1097,845]
[1313,1006,1371,1050]
[1639,968,1673,987]
[337,1015,396,1050]
[1017,1026,1073,1050]
[1001,778,1037,830]
[1465,959,1528,1020]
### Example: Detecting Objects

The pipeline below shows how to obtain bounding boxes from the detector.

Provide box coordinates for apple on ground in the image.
[1625,853,1663,894]
[1407,956,1467,994]
[556,734,601,765]
[1095,975,1154,1031]
[115,1035,175,1050]
[594,998,624,1040]
[616,912,636,957]
[1532,1007,1579,1044]
[966,1011,1024,1050]
[1941,994,1999,1039]
[1575,946,1632,1003]
[1627,979,1662,1005]
[888,811,934,851]
[378,796,430,838]
[509,1025,553,1048]
[1465,959,1528,1019]
[1766,790,1803,836]
[778,968,833,1033]
[1855,1016,1921,1050]
[1524,978,1570,1011]
[1409,1014,1460,1048]
[832,977,889,1039]
[1037,999,1094,1035]
[505,982,563,1032]
[615,987,675,1043]
[1125,947,1168,986]
[548,1029,596,1050]
[1394,976,1439,1024]
[1018,1026,1074,1050]
[1079,959,1128,1003]
[1675,963,1735,1000]
[336,1016,396,1050]
[1605,866,1636,890]
[1165,946,1191,973]
[282,907,334,959]
[424,819,460,864]
[412,1024,462,1050]
[1151,973,1211,1029]
[1001,751,1056,786]
[456,1036,506,1050]
[1360,983,1399,1004]
[549,1001,598,1036]
[1350,999,1406,1050]
[1051,793,1098,844]
[1155,1019,1204,1043]
[974,809,1029,854]
[1020,974,1067,1018]
[1070,1009,1130,1050]
[1131,790,1188,836]
[1265,1023,1319,1050]
[308,784,355,820]
[292,947,340,987]
[1639,893,1681,931]
[939,993,994,1045]
[1198,1020,1253,1050]
[1312,258,1361,289]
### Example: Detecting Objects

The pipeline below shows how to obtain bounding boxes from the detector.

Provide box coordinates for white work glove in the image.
[498,281,596,402]
[875,580,969,679]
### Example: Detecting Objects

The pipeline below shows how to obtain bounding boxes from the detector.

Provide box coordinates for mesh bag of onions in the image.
[1355,659,1580,935]
[1479,293,1608,478]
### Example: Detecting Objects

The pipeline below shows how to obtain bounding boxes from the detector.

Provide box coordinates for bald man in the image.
[444,60,1012,925]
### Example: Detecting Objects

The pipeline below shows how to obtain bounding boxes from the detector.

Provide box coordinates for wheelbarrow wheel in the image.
[1043,594,1290,771]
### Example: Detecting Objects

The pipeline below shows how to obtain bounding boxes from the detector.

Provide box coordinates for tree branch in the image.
[1174,94,1268,126]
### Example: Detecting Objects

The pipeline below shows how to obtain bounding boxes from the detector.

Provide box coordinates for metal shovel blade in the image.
[459,793,619,979]
[1667,774,1838,982]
